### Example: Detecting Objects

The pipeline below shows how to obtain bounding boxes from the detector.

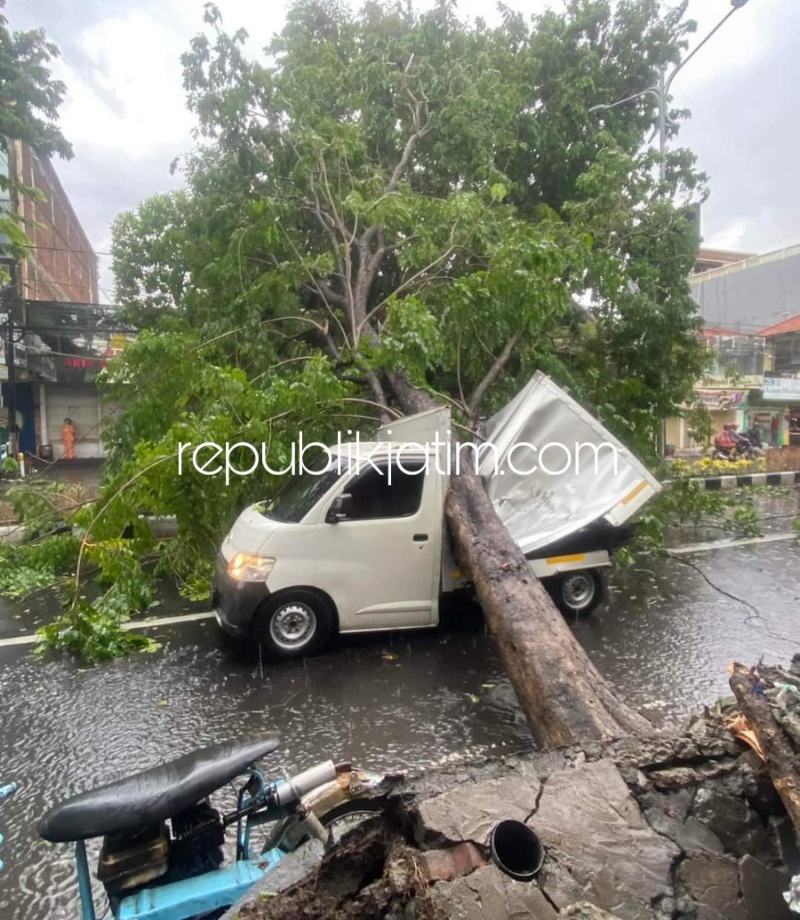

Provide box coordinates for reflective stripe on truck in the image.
[604,480,657,526]
[528,550,611,578]
[449,550,611,588]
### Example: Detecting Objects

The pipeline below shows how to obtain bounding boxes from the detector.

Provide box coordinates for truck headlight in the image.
[227,553,276,582]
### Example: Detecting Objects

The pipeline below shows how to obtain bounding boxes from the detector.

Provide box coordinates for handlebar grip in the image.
[275,761,337,806]
[0,783,17,801]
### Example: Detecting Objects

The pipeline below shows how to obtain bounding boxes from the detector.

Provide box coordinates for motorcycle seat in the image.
[38,737,280,843]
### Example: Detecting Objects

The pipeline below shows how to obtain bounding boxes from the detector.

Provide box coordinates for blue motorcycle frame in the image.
[0,781,18,871]
[36,739,395,920]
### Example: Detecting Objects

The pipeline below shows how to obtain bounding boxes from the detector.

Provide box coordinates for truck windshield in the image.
[260,455,350,523]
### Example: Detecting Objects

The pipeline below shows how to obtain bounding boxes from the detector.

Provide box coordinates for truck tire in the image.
[256,591,334,661]
[547,570,603,619]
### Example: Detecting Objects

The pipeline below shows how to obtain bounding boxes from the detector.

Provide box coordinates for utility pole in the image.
[2,278,18,458]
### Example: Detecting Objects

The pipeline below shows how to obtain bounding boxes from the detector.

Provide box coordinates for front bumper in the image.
[212,551,271,640]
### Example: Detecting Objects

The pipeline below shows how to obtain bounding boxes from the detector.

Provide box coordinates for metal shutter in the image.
[46,386,102,459]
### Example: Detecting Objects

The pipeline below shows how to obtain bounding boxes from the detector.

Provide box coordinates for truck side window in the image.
[346,461,425,519]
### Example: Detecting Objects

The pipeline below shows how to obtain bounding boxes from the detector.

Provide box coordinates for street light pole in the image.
[658,68,667,183]
[589,0,753,183]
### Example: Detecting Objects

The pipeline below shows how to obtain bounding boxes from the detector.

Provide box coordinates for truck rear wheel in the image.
[547,570,603,619]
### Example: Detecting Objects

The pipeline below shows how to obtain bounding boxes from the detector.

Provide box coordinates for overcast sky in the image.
[12,0,799,302]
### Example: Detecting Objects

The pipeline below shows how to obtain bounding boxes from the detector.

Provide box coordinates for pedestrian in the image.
[61,417,76,460]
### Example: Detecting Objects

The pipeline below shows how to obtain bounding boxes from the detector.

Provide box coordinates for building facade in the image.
[1,140,126,460]
[692,247,752,276]
[689,244,800,333]
[755,315,800,448]
[666,245,800,452]
[665,326,765,451]
[11,140,98,303]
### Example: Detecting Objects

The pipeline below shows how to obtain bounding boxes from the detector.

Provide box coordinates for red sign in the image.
[62,357,109,370]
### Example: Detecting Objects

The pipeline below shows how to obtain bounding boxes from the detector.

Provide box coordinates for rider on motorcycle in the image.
[714,424,754,459]
[743,423,763,449]
[714,424,737,452]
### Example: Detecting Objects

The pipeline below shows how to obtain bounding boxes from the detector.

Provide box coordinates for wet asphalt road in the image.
[0,531,798,917]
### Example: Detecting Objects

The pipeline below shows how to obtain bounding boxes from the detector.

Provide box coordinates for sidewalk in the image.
[0,458,103,526]
[25,456,104,493]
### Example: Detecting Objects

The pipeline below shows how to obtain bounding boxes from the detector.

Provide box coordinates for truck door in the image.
[314,458,443,631]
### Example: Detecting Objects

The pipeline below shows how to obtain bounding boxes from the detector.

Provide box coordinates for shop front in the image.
[5,301,135,460]
[666,387,749,452]
[696,387,748,439]
[754,377,800,447]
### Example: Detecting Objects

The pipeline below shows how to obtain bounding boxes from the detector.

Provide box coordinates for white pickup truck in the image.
[213,372,660,659]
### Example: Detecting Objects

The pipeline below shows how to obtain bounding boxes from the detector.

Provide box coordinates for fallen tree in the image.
[729,661,800,841]
[445,467,652,746]
[24,4,709,696]
[389,373,651,747]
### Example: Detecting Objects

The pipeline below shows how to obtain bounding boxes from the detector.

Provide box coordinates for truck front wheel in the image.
[547,570,604,619]
[255,591,334,660]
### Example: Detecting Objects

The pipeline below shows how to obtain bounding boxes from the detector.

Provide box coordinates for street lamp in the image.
[589,0,753,182]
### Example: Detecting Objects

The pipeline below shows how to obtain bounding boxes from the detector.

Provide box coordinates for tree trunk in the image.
[387,373,651,748]
[729,663,800,840]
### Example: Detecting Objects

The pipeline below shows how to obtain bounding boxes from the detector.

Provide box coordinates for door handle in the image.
[413,533,429,542]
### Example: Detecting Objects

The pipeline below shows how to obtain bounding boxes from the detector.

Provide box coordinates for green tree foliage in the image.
[0,0,72,259]
[16,0,717,661]
[113,0,706,431]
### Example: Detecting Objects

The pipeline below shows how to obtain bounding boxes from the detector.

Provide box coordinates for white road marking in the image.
[668,533,797,555]
[0,611,216,649]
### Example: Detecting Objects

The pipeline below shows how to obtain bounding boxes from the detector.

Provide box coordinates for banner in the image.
[694,389,747,410]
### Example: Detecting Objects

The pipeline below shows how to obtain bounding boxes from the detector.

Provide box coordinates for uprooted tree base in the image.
[227,661,800,920]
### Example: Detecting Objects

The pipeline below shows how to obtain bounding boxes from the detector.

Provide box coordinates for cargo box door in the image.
[477,372,661,556]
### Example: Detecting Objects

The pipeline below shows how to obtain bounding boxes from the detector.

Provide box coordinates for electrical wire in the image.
[18,242,113,257]
[671,553,798,646]
[18,277,116,305]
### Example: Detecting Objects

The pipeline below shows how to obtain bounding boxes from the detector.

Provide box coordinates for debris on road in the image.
[224,657,800,920]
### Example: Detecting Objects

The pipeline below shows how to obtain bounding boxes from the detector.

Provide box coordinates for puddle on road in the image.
[0,612,526,920]
[0,537,798,918]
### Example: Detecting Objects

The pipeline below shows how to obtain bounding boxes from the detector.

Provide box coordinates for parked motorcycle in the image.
[36,737,400,920]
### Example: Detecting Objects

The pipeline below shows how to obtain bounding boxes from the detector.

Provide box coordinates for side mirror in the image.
[325,493,353,524]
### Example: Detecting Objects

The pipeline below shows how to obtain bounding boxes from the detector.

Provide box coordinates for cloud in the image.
[7,0,798,303]
[676,0,800,253]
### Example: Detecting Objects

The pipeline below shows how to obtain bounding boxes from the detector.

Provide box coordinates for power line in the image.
[17,242,113,257]
[19,277,116,305]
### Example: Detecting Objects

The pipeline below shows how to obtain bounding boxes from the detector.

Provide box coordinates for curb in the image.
[689,470,800,491]
[0,514,177,545]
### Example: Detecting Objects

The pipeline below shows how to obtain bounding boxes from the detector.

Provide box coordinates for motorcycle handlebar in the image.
[274,761,337,806]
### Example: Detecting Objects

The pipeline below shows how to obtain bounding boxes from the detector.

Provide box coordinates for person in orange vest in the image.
[61,418,76,460]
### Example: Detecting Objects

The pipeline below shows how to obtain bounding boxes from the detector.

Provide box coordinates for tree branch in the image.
[305,280,346,308]
[467,334,520,418]
[386,106,430,194]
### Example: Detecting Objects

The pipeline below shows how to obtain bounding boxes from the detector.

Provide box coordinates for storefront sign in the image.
[762,377,800,402]
[0,333,26,368]
[695,389,747,410]
[700,374,763,389]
